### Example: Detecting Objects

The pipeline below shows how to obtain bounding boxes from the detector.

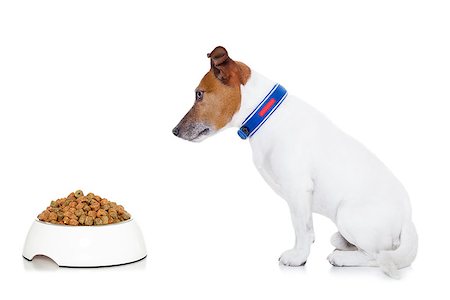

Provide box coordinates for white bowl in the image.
[23,219,147,267]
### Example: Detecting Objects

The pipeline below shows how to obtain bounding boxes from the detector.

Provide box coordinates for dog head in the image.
[172,46,250,142]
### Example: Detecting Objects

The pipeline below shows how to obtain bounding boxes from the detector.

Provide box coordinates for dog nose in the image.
[172,127,180,136]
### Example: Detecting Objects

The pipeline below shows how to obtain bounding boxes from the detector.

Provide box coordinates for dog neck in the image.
[230,71,278,130]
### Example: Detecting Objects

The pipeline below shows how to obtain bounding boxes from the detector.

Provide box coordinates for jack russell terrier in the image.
[172,46,417,278]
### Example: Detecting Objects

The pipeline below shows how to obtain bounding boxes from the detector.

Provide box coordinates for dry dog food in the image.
[38,190,131,226]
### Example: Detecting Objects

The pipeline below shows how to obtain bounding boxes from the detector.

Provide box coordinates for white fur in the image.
[229,71,418,278]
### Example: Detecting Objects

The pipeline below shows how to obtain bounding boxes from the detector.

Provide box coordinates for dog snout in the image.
[172,126,180,136]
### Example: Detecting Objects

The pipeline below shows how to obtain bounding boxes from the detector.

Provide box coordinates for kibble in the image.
[101,215,109,224]
[74,190,84,198]
[79,214,86,225]
[85,216,94,226]
[38,190,131,226]
[96,209,107,218]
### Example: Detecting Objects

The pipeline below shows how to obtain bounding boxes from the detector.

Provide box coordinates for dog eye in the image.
[196,90,204,101]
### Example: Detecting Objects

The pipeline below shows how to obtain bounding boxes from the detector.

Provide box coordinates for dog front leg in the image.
[279,190,314,266]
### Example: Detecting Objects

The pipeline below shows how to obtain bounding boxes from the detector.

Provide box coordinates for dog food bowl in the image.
[23,218,147,267]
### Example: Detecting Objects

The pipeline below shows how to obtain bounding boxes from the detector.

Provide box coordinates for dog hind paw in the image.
[327,250,344,267]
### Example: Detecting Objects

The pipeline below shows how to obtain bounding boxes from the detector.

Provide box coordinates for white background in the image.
[1,0,449,299]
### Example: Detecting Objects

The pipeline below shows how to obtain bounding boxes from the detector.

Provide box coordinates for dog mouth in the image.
[173,121,213,142]
[190,128,210,141]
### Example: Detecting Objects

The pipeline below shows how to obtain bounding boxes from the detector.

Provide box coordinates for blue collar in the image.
[237,83,288,139]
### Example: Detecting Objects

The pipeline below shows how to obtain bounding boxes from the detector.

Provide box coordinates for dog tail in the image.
[376,221,418,279]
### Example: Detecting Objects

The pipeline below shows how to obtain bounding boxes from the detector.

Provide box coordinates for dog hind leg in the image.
[330,232,357,251]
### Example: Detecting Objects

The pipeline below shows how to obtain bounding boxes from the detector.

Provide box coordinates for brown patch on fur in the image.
[195,71,242,129]
[236,61,251,86]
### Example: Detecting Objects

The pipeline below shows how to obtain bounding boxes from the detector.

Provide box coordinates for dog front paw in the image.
[279,249,308,267]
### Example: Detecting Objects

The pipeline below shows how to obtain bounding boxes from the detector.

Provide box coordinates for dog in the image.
[173,46,417,278]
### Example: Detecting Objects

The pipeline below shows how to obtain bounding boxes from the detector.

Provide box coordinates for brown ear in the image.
[208,46,230,66]
[207,46,233,84]
[207,46,250,85]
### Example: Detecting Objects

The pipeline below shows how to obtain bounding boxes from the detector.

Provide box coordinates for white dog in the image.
[173,46,417,278]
